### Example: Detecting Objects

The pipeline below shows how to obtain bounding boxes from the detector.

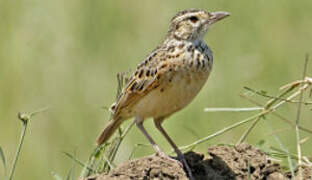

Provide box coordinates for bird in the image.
[96,9,229,179]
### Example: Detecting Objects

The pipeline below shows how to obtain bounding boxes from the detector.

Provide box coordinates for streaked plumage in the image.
[96,9,229,179]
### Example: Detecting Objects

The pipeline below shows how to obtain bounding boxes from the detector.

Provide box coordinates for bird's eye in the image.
[189,16,199,23]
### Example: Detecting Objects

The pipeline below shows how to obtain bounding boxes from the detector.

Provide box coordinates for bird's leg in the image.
[135,116,163,155]
[154,118,194,180]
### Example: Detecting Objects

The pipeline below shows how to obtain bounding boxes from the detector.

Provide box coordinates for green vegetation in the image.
[0,1,311,179]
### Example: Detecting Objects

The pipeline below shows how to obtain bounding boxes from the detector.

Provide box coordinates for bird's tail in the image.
[96,117,122,145]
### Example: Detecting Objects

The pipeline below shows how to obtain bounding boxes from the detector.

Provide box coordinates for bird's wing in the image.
[110,46,174,118]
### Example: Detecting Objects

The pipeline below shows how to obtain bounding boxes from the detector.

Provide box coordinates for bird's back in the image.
[111,39,213,120]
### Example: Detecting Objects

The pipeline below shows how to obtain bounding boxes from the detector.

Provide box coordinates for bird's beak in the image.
[207,11,230,24]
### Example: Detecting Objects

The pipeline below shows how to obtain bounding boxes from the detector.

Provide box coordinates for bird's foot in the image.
[155,151,183,167]
[155,151,194,180]
[177,153,195,180]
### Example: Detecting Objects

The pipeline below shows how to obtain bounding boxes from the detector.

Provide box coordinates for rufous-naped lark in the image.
[97,9,229,179]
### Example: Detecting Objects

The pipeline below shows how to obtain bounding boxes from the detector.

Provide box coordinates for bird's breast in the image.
[132,41,213,119]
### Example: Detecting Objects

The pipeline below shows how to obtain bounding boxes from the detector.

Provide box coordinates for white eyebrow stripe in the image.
[173,12,203,22]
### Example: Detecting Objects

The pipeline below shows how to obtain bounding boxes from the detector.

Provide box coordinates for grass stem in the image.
[8,114,29,180]
[295,54,309,180]
[8,107,48,180]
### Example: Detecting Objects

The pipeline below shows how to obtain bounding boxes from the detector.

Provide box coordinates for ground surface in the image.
[84,143,311,180]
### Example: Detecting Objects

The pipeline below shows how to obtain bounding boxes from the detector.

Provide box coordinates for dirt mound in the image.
[84,143,310,180]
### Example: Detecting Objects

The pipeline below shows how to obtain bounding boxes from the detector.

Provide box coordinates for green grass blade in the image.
[63,152,95,173]
[65,168,74,180]
[51,171,63,180]
[0,146,6,176]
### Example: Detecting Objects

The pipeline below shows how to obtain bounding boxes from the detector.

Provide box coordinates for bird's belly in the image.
[132,70,210,119]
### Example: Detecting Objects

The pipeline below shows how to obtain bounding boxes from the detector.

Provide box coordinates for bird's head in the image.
[168,9,230,41]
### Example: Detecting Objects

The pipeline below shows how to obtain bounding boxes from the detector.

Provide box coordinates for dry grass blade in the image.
[236,82,311,145]
[196,58,312,178]
[178,112,265,151]
[236,116,263,145]
[97,72,129,173]
[302,156,312,166]
[299,137,310,145]
[243,87,312,105]
[204,107,263,112]
[186,73,311,152]
[101,153,116,169]
[269,146,312,167]
[266,127,292,136]
[128,143,151,160]
[264,118,295,177]
[269,146,300,161]
[101,120,135,172]
[240,93,312,134]
[237,78,310,144]
[239,57,311,178]
[295,54,309,180]
[81,71,135,177]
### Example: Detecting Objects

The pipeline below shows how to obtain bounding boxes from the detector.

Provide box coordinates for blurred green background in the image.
[1,0,312,179]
